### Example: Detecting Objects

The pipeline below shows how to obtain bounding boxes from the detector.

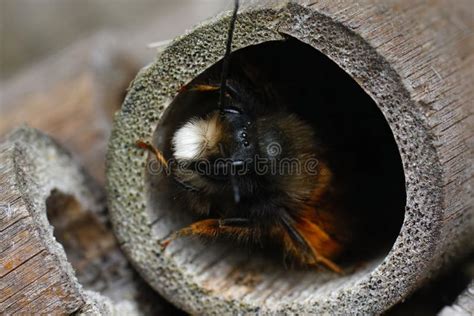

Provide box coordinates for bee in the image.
[137,0,348,273]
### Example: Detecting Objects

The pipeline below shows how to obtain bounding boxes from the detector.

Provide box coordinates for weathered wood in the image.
[0,128,102,314]
[107,0,473,314]
[0,127,172,314]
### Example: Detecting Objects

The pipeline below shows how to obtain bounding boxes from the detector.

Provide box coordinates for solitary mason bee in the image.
[138,0,349,273]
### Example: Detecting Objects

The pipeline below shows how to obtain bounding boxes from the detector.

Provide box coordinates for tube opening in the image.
[148,38,406,304]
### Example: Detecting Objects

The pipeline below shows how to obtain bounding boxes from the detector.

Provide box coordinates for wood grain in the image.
[0,128,175,314]
[0,130,89,314]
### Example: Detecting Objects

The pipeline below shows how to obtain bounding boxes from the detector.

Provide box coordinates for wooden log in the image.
[106,1,473,314]
[0,127,172,314]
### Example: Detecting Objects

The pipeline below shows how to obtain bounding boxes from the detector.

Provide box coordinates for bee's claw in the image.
[160,238,172,251]
[135,139,168,168]
[316,256,343,274]
[160,230,184,251]
[136,139,149,149]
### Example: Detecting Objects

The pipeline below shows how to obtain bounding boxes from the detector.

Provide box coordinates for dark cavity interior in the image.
[149,38,406,291]
[46,190,181,312]
[46,190,119,291]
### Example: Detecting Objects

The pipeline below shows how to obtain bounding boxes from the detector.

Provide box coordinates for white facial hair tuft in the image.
[172,113,221,161]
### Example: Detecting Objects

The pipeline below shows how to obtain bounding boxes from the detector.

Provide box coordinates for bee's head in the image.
[171,79,317,203]
[171,84,260,190]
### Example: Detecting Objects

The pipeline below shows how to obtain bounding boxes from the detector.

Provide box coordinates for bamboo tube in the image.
[106,1,473,313]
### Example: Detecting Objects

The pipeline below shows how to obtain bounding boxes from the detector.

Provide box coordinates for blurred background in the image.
[0,0,230,184]
[1,0,228,80]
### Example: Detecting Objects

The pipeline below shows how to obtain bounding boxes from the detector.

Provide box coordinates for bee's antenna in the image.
[218,0,239,111]
[218,0,241,205]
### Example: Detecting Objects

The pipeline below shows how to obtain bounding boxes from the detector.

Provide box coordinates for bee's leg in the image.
[160,218,256,249]
[179,84,220,93]
[280,227,342,274]
[304,248,343,274]
[280,213,343,274]
[135,140,168,168]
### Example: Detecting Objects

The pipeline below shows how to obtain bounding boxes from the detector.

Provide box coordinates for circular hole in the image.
[46,189,117,290]
[147,38,405,305]
[46,190,178,313]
